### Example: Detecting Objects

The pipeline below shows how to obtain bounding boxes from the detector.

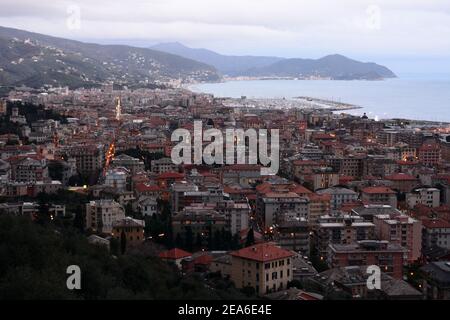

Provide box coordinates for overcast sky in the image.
[1,0,449,74]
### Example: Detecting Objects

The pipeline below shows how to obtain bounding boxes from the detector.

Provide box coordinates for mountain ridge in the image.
[150,42,284,76]
[151,43,397,80]
[0,26,220,89]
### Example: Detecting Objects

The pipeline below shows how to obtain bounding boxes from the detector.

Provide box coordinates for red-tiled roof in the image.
[422,218,450,229]
[290,184,313,195]
[306,193,332,201]
[385,173,417,181]
[135,183,162,193]
[362,186,396,194]
[230,243,294,262]
[159,248,192,260]
[157,172,185,180]
[193,254,213,265]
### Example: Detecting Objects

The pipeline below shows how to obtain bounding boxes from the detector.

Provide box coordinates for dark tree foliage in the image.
[3,101,68,125]
[185,227,194,252]
[73,205,85,232]
[0,215,247,300]
[47,160,65,182]
[245,228,255,248]
[120,231,127,255]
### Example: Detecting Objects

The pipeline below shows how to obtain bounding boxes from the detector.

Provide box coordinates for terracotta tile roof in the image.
[230,243,294,262]
[135,183,162,193]
[362,186,396,194]
[385,173,417,181]
[156,172,185,180]
[306,193,332,201]
[422,218,450,229]
[193,254,213,265]
[159,248,192,260]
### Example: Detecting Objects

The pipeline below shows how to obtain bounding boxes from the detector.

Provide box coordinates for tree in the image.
[195,232,203,250]
[125,202,134,216]
[120,231,127,255]
[36,196,51,225]
[207,229,214,251]
[175,233,184,249]
[221,229,232,250]
[185,227,194,252]
[73,205,85,232]
[213,230,222,250]
[110,238,120,256]
[245,228,255,247]
[231,234,241,250]
[241,286,256,298]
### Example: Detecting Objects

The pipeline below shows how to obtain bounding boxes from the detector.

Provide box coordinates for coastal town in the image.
[1,83,450,300]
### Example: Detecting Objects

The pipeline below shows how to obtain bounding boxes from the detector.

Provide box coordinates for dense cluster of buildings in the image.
[1,85,450,299]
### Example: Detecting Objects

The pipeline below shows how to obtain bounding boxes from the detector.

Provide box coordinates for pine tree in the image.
[120,231,127,255]
[245,228,255,247]
[231,234,241,250]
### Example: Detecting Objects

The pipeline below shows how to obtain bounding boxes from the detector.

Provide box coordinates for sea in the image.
[191,73,450,123]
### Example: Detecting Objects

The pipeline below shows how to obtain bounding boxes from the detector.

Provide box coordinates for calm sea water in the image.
[191,74,450,122]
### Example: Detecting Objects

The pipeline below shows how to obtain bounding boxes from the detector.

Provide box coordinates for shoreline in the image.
[187,79,450,126]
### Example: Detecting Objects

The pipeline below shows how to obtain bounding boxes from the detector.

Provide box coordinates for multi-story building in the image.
[111,217,145,247]
[327,156,365,178]
[420,261,450,300]
[328,240,405,279]
[373,213,422,263]
[385,173,419,193]
[150,157,179,174]
[61,144,104,176]
[418,143,441,166]
[317,217,375,256]
[12,157,48,182]
[171,206,227,242]
[111,154,145,175]
[310,167,339,191]
[104,168,128,192]
[377,129,399,146]
[306,193,332,227]
[352,204,400,222]
[230,243,294,295]
[422,218,450,250]
[406,187,440,209]
[216,200,250,235]
[363,155,396,178]
[137,196,158,217]
[261,192,309,228]
[361,186,398,208]
[85,199,126,234]
[316,187,358,212]
[274,217,310,255]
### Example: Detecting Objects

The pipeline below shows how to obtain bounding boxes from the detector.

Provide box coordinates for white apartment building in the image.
[86,200,126,234]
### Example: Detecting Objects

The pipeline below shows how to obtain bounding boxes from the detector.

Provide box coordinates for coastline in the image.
[188,77,450,124]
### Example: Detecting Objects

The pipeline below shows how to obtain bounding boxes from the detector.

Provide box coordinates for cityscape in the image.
[0,0,450,310]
